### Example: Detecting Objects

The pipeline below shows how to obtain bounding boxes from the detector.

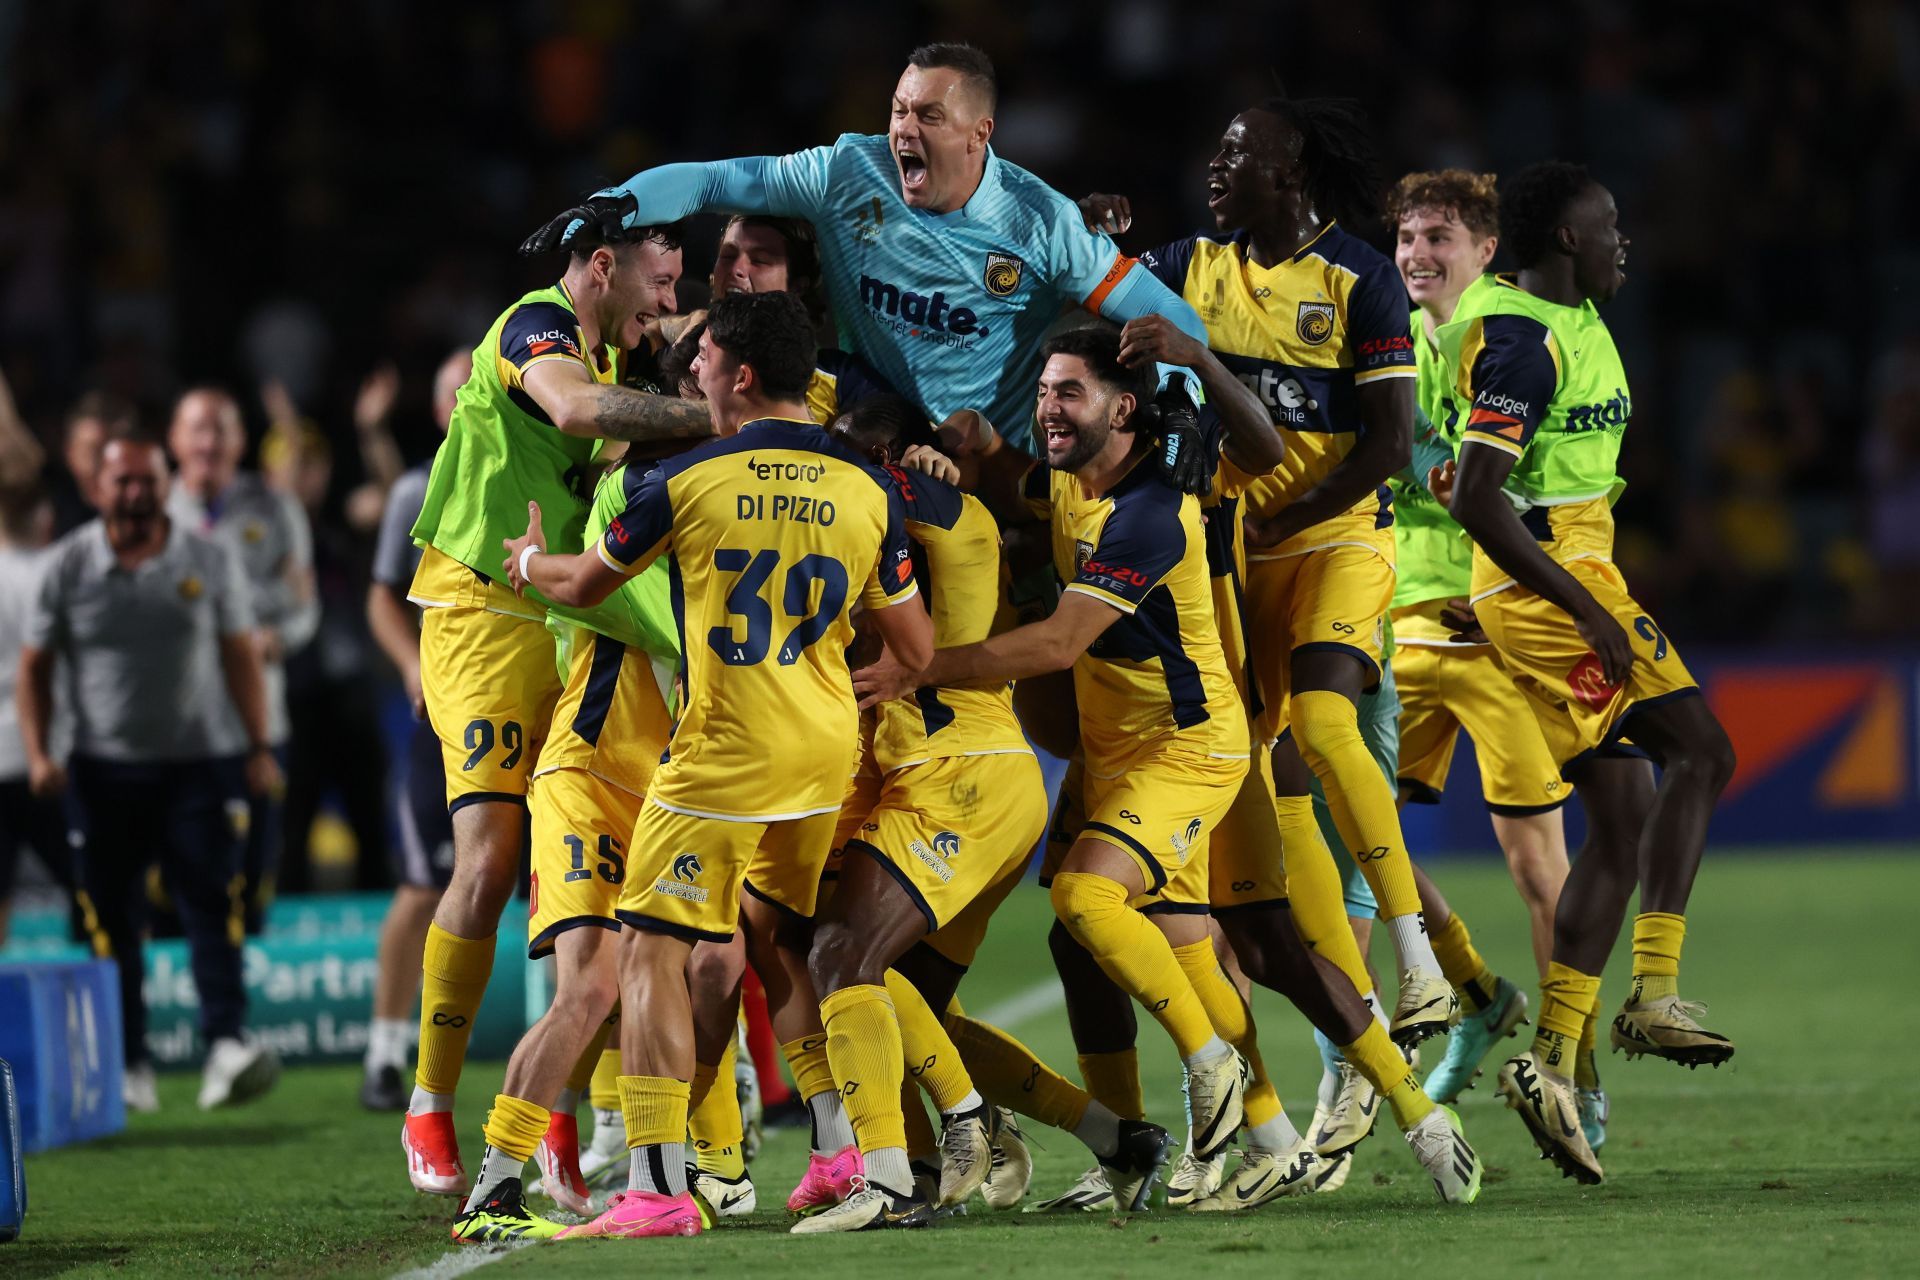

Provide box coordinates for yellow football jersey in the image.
[1201,440,1281,719]
[596,416,920,820]
[1142,224,1417,557]
[1023,455,1248,774]
[871,466,1030,772]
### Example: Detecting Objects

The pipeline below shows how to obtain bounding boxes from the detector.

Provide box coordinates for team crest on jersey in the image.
[1074,540,1095,574]
[1296,301,1336,346]
[983,252,1025,297]
[243,521,266,544]
[178,575,204,601]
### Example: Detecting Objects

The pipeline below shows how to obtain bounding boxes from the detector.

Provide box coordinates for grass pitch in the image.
[13,850,1919,1278]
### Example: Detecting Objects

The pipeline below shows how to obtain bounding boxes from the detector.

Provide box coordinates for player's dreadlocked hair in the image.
[1499,161,1592,269]
[1385,169,1500,238]
[1254,97,1382,227]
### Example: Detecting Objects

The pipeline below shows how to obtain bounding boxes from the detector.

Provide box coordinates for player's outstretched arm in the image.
[502,501,628,609]
[853,591,1117,709]
[866,593,935,675]
[1089,259,1211,351]
[523,152,833,254]
[521,358,714,446]
[1245,376,1413,549]
[1450,443,1633,684]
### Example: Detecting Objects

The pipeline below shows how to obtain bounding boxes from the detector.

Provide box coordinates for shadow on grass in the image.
[3,1243,135,1277]
[91,1121,316,1151]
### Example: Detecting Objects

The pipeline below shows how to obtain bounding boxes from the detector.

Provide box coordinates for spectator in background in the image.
[1865,336,1920,636]
[359,349,468,1111]
[46,393,132,537]
[168,388,319,932]
[18,427,282,1112]
[265,402,393,895]
[0,367,76,947]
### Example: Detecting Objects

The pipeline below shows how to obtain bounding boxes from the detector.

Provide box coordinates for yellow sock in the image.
[1172,939,1281,1129]
[901,1077,938,1162]
[819,984,908,1154]
[948,1012,1092,1131]
[1575,994,1602,1089]
[689,1041,746,1177]
[566,1013,616,1095]
[1077,1048,1144,1122]
[481,1093,551,1163]
[415,923,494,1096]
[1630,912,1685,1002]
[884,970,975,1113]
[1293,690,1423,924]
[617,1075,689,1149]
[590,1047,622,1111]
[1339,1022,1432,1131]
[778,1033,839,1104]
[1430,912,1499,1014]
[1051,872,1215,1058]
[1272,794,1373,994]
[1532,961,1601,1080]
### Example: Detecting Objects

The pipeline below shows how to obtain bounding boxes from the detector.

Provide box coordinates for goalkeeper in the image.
[523,42,1215,492]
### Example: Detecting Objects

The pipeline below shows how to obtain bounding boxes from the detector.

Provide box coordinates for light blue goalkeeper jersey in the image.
[606,134,1206,448]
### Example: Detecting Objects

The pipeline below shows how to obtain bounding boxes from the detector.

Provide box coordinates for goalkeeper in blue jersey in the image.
[522,42,1211,470]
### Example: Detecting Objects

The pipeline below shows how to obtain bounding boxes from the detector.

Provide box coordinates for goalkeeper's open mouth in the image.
[897,146,929,195]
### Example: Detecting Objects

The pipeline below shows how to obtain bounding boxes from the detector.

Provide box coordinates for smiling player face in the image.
[1396,209,1497,320]
[603,240,682,351]
[1205,110,1294,232]
[1036,353,1134,474]
[889,64,991,213]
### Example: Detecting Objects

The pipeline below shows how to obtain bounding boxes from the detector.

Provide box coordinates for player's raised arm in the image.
[521,359,713,445]
[522,149,837,255]
[1117,314,1284,475]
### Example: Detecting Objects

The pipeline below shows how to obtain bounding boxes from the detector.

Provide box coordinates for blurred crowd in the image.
[0,0,1914,893]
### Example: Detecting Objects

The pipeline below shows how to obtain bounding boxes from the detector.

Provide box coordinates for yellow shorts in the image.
[1392,634,1570,814]
[414,549,560,809]
[847,752,1047,939]
[1474,559,1700,771]
[1206,745,1290,911]
[616,801,839,943]
[527,767,643,958]
[1080,740,1246,902]
[1244,538,1395,745]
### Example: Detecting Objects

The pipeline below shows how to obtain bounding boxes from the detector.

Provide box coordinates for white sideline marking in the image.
[975,978,1065,1030]
[391,1240,532,1280]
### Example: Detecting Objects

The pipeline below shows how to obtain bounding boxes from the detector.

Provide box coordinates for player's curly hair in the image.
[1040,325,1155,425]
[1499,161,1593,269]
[1253,97,1382,227]
[1385,169,1500,239]
[705,292,815,400]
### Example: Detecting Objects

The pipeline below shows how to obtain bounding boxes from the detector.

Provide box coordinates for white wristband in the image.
[517,545,541,586]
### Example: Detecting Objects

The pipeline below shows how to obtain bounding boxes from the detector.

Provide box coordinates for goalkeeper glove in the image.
[1153,373,1212,496]
[519,191,638,256]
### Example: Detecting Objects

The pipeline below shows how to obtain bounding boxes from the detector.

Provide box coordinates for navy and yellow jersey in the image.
[596,417,920,820]
[871,466,1028,773]
[1141,224,1416,558]
[1022,455,1248,773]
[804,347,895,427]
